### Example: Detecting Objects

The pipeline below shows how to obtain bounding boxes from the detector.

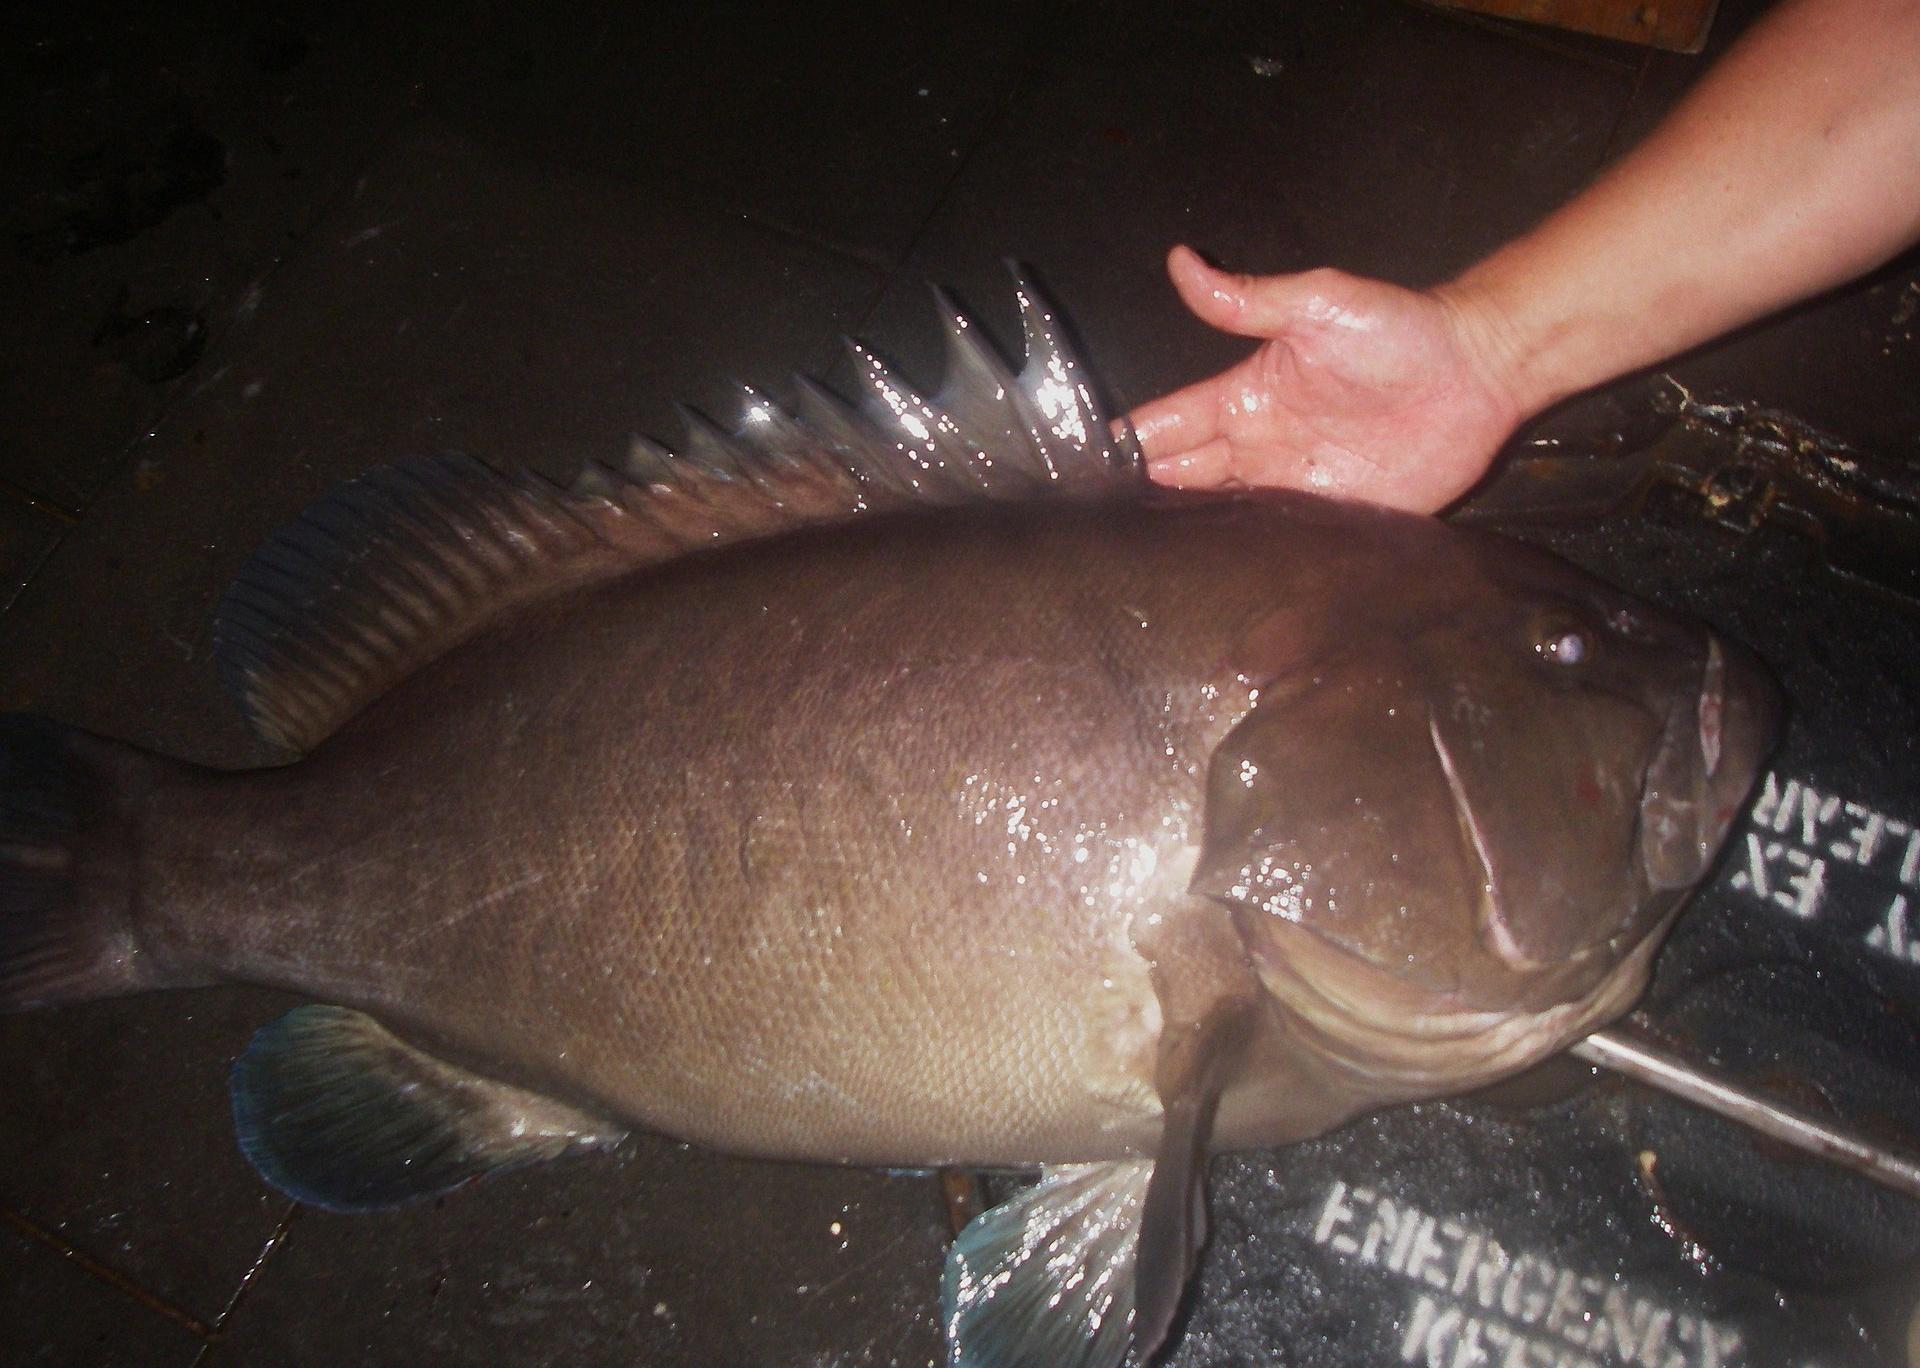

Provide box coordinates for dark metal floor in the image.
[2,1,1917,1364]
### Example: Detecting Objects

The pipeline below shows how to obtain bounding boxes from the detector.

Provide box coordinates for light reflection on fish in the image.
[0,274,1777,1368]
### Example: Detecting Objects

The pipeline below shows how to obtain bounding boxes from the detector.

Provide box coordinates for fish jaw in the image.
[1636,633,1783,895]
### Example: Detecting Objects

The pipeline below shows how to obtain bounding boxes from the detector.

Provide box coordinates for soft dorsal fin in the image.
[213,271,1142,753]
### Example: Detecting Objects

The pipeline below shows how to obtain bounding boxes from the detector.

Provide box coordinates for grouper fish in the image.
[0,277,1777,1368]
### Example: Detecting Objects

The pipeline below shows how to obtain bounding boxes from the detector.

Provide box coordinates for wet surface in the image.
[0,494,64,618]
[2,0,1918,1365]
[1,1220,205,1368]
[0,0,427,512]
[197,1142,950,1368]
[0,989,298,1335]
[1471,382,1920,607]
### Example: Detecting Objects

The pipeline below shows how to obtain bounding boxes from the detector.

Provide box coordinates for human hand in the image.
[1129,246,1525,514]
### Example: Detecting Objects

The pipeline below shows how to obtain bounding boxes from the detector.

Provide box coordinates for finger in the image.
[1147,436,1235,489]
[1166,245,1312,341]
[1126,373,1227,463]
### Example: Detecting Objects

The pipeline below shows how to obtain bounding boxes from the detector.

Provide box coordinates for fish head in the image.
[1192,525,1780,1081]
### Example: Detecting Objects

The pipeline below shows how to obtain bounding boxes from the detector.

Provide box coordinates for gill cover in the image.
[1190,647,1495,1000]
[1191,572,1737,1008]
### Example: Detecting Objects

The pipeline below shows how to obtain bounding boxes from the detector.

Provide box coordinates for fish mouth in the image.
[1637,634,1782,893]
[1436,632,1783,975]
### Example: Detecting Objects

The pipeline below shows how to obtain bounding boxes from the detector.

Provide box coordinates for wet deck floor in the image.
[3,1,1918,1364]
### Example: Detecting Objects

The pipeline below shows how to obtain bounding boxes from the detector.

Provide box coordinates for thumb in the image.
[1166,245,1318,341]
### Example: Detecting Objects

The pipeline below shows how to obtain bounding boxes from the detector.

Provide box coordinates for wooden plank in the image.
[1429,0,1720,52]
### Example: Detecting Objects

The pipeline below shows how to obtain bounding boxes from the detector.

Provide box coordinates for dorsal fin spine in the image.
[570,462,621,504]
[844,338,989,501]
[795,375,911,499]
[622,436,679,487]
[675,406,753,479]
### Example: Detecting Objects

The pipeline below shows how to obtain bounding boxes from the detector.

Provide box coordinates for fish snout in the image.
[1700,630,1783,827]
[1639,633,1782,891]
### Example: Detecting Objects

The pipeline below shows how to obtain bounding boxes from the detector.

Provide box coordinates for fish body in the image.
[0,281,1777,1368]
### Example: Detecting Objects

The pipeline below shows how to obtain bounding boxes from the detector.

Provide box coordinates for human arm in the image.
[1132,0,1920,513]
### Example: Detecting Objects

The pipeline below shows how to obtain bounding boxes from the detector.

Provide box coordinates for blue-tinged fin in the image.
[230,1005,625,1212]
[0,714,193,1010]
[213,268,1141,754]
[941,1161,1151,1368]
[940,992,1254,1368]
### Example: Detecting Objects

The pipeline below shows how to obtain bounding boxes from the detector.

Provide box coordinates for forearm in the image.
[1439,0,1920,418]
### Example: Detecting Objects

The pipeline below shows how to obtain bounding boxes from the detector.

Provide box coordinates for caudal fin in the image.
[1,713,164,1010]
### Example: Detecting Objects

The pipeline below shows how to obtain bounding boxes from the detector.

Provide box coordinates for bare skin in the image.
[1132,0,1920,513]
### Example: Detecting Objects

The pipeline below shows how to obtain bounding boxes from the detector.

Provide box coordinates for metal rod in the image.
[1574,1027,1920,1202]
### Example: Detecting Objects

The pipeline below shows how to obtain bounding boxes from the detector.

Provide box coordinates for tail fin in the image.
[1,713,164,1010]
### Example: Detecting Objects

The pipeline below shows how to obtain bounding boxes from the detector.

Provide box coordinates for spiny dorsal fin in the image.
[213,271,1142,753]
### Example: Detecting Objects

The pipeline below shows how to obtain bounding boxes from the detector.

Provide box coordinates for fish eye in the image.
[1531,619,1594,667]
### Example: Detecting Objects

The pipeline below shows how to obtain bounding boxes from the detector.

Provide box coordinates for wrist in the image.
[1427,269,1558,430]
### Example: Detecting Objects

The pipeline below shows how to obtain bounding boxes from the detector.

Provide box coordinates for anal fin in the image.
[230,1005,625,1212]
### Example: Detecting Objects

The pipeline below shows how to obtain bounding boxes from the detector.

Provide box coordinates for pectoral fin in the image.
[940,1000,1253,1368]
[1132,1001,1252,1359]
[230,1005,625,1212]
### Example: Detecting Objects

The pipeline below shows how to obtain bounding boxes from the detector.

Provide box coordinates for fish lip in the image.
[1636,634,1749,893]
[1697,636,1725,779]
[1687,630,1784,851]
